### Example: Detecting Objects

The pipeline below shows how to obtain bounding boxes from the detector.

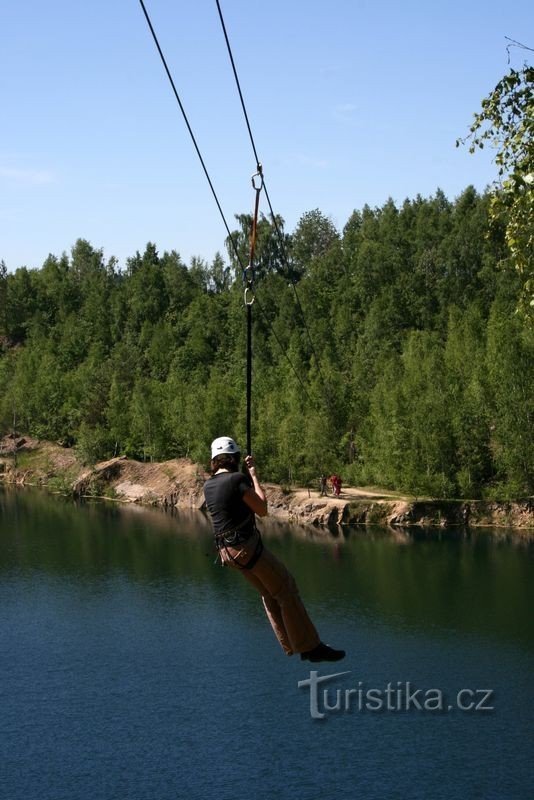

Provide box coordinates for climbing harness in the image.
[214,514,264,571]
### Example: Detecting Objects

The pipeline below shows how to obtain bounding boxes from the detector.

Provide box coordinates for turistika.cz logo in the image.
[298,671,495,720]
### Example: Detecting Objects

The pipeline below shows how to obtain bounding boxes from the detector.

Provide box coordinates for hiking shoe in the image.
[300,643,346,662]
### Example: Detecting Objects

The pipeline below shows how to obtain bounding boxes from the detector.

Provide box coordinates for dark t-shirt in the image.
[203,471,254,536]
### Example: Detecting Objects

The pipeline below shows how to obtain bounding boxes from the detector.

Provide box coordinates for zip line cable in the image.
[214,0,261,171]
[214,0,295,264]
[138,0,243,271]
[214,0,331,397]
[137,0,314,410]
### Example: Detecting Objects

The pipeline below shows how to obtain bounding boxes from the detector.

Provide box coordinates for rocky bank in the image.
[1,435,532,535]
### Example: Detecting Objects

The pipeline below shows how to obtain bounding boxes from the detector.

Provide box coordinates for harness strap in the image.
[216,528,263,571]
[213,513,254,547]
[240,532,263,570]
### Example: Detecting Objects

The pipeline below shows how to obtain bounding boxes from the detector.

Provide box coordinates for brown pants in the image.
[219,530,320,656]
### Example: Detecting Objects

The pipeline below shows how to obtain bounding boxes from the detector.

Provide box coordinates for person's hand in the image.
[243,454,267,510]
[244,454,257,476]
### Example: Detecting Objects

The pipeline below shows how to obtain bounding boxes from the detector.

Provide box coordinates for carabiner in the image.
[243,264,254,286]
[251,163,264,192]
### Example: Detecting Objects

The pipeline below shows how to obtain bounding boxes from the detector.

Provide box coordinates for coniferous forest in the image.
[1,187,533,499]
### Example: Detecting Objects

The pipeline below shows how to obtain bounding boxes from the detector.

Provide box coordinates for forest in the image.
[1,184,533,499]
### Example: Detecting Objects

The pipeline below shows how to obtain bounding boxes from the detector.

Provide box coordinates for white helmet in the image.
[210,436,241,460]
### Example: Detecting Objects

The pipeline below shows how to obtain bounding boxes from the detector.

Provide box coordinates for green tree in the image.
[107,375,131,457]
[486,299,534,494]
[128,377,167,462]
[162,250,199,321]
[459,63,534,319]
[363,354,407,489]
[126,243,168,331]
[0,350,17,429]
[11,343,67,439]
[206,252,232,294]
[291,209,339,279]
[444,306,492,496]
[5,267,40,343]
[367,332,456,497]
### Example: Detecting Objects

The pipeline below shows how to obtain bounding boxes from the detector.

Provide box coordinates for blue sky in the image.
[2,0,532,272]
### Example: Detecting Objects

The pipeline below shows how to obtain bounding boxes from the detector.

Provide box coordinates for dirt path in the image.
[1,435,532,532]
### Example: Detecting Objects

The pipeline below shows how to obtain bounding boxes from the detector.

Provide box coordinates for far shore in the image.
[1,435,532,535]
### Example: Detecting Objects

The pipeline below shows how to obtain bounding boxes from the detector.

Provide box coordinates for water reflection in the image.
[1,486,532,649]
[2,486,533,800]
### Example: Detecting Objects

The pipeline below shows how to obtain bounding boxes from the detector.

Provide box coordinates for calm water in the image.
[1,487,533,800]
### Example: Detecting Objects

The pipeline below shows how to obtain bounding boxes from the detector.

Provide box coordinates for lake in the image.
[1,487,532,800]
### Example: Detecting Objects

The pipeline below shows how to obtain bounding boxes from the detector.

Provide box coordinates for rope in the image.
[214,0,330,396]
[244,169,263,454]
[138,0,315,412]
[138,0,245,271]
[215,0,261,171]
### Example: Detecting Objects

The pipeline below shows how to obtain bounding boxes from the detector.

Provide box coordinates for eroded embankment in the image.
[264,489,534,533]
[1,435,533,534]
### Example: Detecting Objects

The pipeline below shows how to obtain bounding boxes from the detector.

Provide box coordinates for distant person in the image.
[319,474,328,496]
[203,437,345,663]
[330,474,342,497]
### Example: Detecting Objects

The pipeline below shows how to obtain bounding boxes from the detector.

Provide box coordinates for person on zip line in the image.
[203,436,345,663]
